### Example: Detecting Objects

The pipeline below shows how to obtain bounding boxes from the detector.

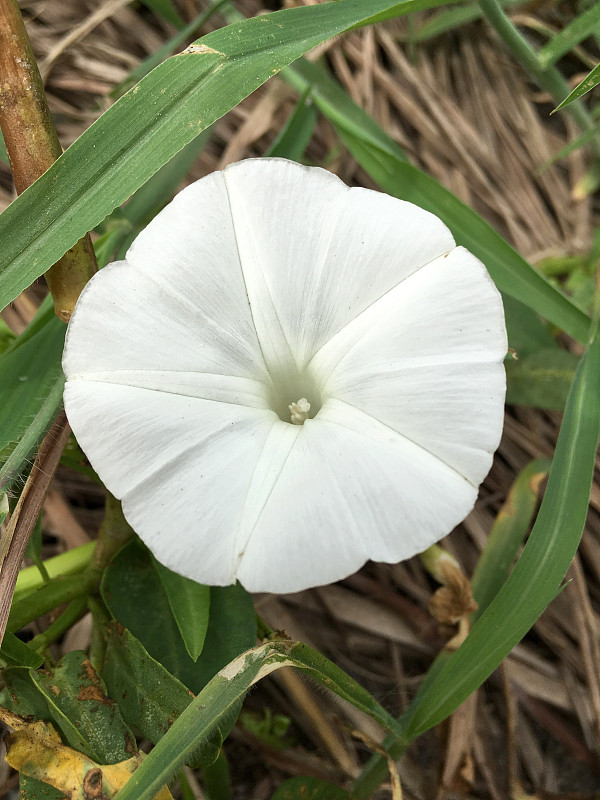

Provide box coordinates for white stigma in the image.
[289,398,311,425]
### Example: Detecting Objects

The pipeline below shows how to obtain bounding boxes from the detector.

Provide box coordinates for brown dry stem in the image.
[0,0,96,320]
[0,411,70,645]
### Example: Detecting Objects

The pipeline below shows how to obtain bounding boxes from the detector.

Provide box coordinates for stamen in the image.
[289,397,311,425]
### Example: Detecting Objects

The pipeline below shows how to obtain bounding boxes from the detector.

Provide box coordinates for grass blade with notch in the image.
[113,640,401,800]
[0,0,458,313]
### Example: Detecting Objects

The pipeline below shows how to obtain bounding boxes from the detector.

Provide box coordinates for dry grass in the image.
[1,1,600,798]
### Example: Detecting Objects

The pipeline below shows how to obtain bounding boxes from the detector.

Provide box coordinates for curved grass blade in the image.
[282,57,590,343]
[0,0,457,313]
[353,312,600,799]
[113,641,401,800]
[405,323,600,736]
[538,4,600,69]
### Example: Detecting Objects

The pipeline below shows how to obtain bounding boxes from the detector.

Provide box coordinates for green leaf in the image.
[0,0,456,313]
[30,650,136,764]
[353,313,600,798]
[201,750,231,800]
[538,4,600,68]
[19,775,64,800]
[0,129,8,166]
[505,348,580,409]
[0,633,44,669]
[271,777,351,800]
[554,61,600,112]
[140,0,185,28]
[0,492,7,526]
[0,667,49,717]
[112,641,400,800]
[283,57,590,343]
[266,89,318,160]
[408,0,526,42]
[0,318,15,354]
[0,301,65,494]
[113,1,230,98]
[101,621,195,744]
[102,621,240,768]
[101,540,256,693]
[471,458,550,619]
[406,322,600,737]
[153,558,211,661]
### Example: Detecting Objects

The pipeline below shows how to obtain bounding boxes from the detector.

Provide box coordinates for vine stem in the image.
[0,0,97,320]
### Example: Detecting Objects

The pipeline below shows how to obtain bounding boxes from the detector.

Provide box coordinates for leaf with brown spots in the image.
[30,651,135,764]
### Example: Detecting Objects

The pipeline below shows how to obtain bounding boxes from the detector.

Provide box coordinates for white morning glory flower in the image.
[63,158,507,594]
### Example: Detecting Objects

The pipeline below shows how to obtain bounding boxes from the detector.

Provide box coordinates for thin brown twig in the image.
[0,411,70,645]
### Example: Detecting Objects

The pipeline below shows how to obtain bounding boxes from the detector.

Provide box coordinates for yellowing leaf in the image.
[0,707,172,800]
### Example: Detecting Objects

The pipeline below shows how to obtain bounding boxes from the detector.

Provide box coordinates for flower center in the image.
[289,398,310,425]
[268,369,322,425]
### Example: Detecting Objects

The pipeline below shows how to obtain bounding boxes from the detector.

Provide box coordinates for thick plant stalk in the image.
[0,0,97,320]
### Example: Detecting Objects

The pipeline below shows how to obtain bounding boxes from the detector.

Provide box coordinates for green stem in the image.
[478,0,600,157]
[10,494,132,632]
[28,596,87,653]
[88,595,111,673]
[14,541,96,598]
[7,571,96,633]
[91,493,133,576]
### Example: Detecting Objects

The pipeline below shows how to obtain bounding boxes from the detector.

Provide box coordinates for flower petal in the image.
[64,381,279,585]
[236,399,477,593]
[222,159,455,370]
[311,247,507,484]
[63,173,269,385]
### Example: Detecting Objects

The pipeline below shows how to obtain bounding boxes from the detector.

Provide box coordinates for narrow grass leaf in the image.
[538,4,600,69]
[403,319,600,738]
[471,458,550,619]
[0,0,457,313]
[505,348,579,409]
[0,130,8,166]
[353,316,600,798]
[113,1,230,97]
[409,0,525,42]
[283,58,590,342]
[265,89,318,160]
[554,61,600,112]
[113,641,400,800]
[140,0,185,28]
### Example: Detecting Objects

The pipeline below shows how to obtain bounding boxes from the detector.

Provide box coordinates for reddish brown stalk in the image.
[0,0,96,321]
[0,412,70,645]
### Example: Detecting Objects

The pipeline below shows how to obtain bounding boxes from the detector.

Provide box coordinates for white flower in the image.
[63,158,507,594]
